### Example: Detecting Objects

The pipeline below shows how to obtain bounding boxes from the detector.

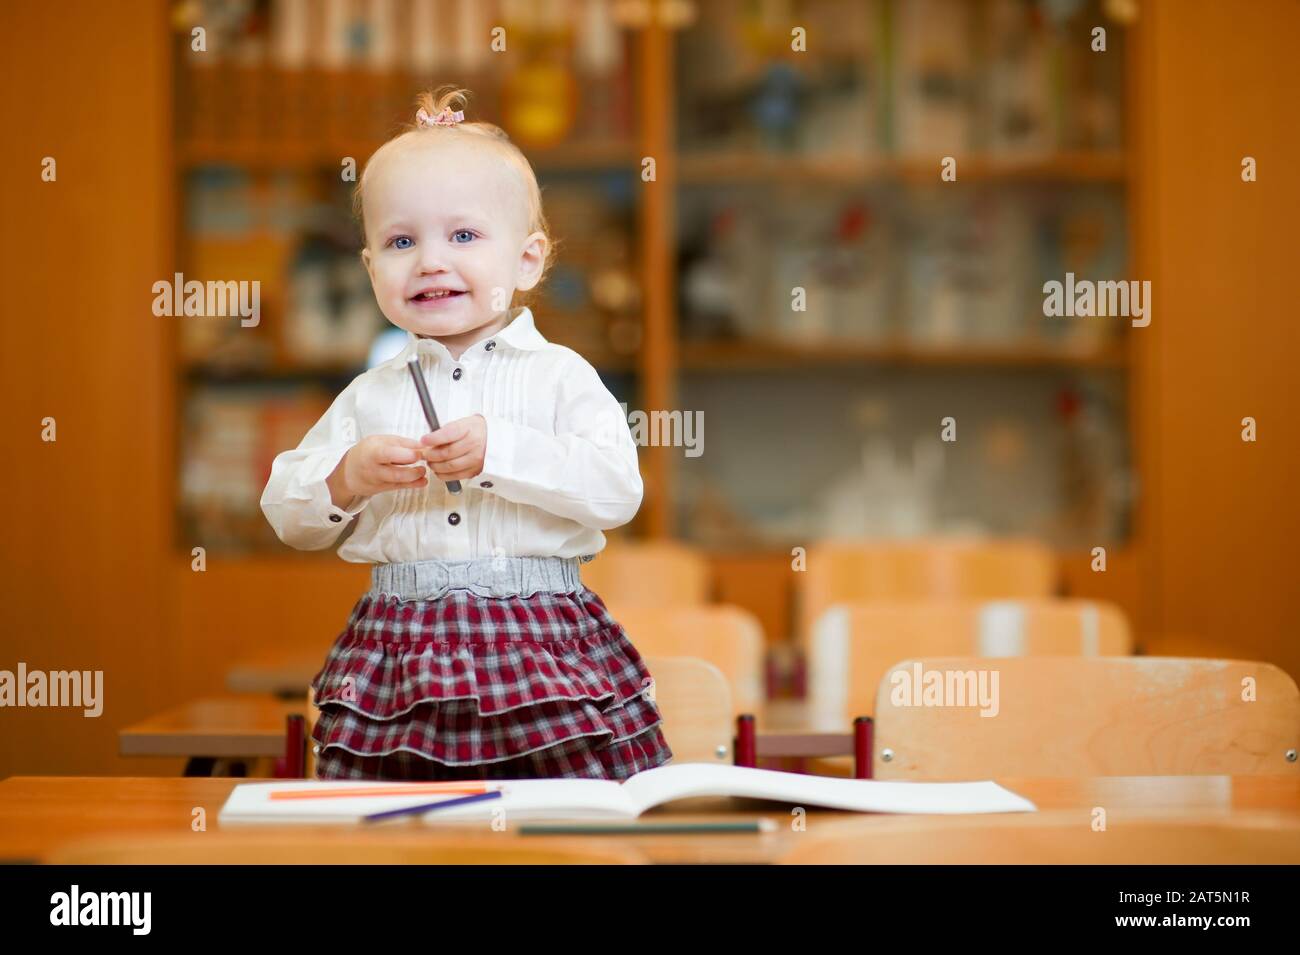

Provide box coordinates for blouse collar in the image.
[392,306,547,366]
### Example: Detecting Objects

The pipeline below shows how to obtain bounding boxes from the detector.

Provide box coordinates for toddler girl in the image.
[260,87,673,781]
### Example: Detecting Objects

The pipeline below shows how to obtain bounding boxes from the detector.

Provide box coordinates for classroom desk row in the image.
[120,696,849,778]
[2,775,1298,865]
[120,697,305,775]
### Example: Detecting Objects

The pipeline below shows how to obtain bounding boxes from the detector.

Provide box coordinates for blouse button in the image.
[480,481,493,488]
[328,514,343,523]
[448,512,461,525]
[485,340,496,351]
[452,367,463,380]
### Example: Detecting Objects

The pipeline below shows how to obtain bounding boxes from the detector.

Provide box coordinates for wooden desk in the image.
[129,694,844,779]
[119,697,307,775]
[2,775,1297,865]
[226,648,323,697]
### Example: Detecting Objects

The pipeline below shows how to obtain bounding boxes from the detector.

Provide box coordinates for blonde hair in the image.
[352,86,557,299]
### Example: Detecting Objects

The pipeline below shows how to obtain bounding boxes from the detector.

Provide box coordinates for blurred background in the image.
[2,0,1298,777]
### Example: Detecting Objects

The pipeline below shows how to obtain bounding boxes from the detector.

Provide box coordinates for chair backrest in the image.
[612,604,766,719]
[643,655,734,765]
[48,832,648,864]
[581,540,711,606]
[808,599,1132,727]
[873,656,1300,778]
[779,815,1300,864]
[797,537,1057,647]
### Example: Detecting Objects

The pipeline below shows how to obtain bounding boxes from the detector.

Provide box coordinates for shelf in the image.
[183,361,362,384]
[179,338,1123,383]
[179,145,1124,183]
[678,152,1128,186]
[174,59,639,172]
[177,140,639,173]
[679,338,1128,371]
[183,352,638,383]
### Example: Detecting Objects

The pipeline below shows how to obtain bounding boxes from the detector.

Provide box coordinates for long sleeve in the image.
[260,377,371,551]
[476,355,643,530]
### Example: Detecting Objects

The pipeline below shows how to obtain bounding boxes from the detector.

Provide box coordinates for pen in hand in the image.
[406,357,462,494]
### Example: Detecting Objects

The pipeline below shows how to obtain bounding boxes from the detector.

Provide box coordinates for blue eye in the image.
[390,236,413,249]
[452,230,476,243]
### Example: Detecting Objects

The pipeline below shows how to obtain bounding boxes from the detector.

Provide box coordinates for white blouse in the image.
[259,307,643,564]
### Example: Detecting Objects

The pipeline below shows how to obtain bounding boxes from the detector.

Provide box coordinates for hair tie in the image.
[416,106,465,128]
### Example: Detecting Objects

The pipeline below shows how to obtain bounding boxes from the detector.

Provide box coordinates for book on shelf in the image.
[181,385,330,545]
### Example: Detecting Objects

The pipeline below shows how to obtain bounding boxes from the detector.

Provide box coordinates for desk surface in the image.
[2,774,1297,865]
[119,698,306,758]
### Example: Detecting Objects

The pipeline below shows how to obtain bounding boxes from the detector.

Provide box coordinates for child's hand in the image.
[328,435,429,504]
[420,414,487,482]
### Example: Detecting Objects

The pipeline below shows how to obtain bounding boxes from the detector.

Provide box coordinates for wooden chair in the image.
[796,537,1058,650]
[872,657,1300,779]
[47,832,648,865]
[303,656,735,775]
[612,604,766,720]
[808,599,1132,727]
[642,655,735,765]
[580,540,711,606]
[779,815,1300,864]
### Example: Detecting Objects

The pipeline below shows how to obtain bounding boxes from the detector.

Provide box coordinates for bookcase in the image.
[168,0,1144,651]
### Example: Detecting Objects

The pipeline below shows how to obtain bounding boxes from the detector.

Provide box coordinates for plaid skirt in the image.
[309,558,673,782]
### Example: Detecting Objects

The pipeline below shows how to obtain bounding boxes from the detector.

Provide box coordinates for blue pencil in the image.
[362,789,503,823]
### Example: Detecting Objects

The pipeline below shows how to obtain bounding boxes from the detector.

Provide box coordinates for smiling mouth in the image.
[410,290,468,302]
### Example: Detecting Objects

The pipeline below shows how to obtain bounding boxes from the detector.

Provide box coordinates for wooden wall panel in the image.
[164,559,372,704]
[0,1,174,776]
[1137,0,1300,679]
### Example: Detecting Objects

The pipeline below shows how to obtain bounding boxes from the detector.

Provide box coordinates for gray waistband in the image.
[369,556,585,601]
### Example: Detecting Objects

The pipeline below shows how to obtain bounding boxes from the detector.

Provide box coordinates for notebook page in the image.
[617,763,1038,815]
[217,778,637,825]
[423,778,636,822]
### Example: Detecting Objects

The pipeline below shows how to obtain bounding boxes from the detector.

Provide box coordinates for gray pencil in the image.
[406,357,461,493]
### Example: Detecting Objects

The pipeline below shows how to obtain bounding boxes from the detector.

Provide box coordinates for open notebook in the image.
[218,763,1036,825]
